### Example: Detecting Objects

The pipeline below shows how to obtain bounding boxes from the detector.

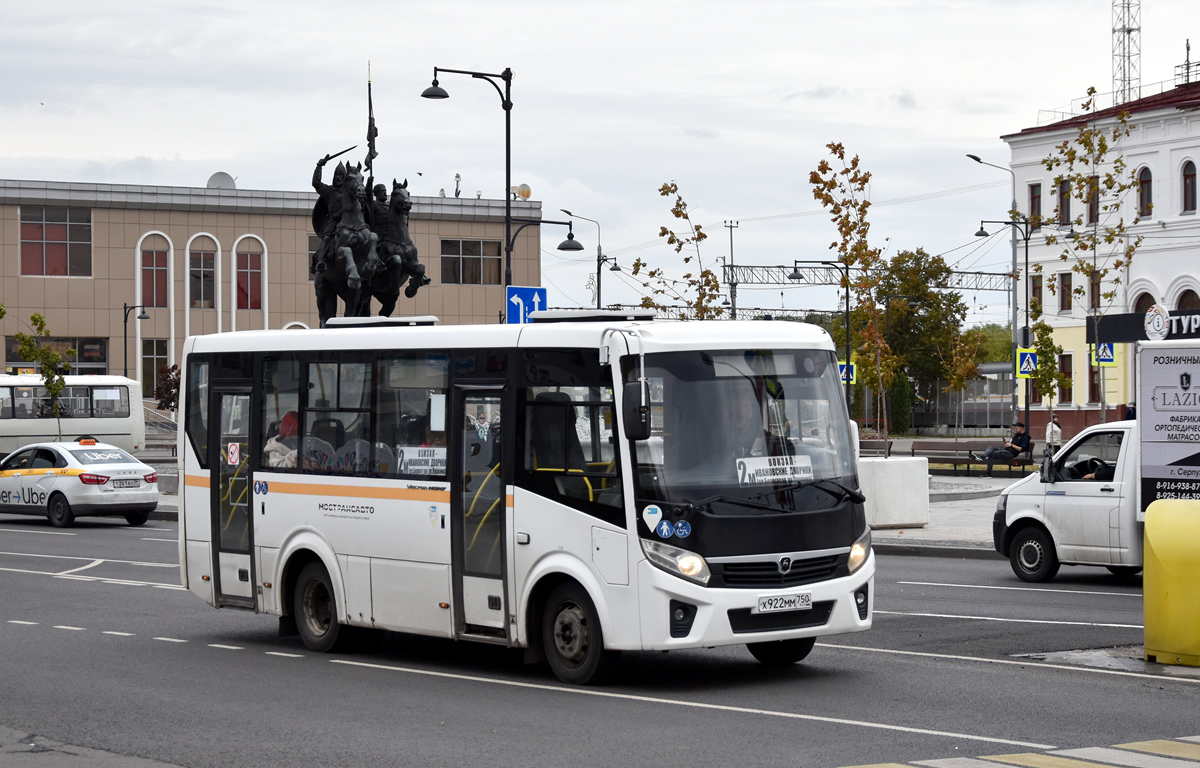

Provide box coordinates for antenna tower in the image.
[1113,0,1141,104]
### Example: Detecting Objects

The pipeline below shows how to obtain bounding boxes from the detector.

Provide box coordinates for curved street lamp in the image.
[560,209,618,309]
[122,302,150,379]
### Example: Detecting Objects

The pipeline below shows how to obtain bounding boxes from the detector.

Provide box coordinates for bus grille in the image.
[713,555,842,588]
[727,601,834,634]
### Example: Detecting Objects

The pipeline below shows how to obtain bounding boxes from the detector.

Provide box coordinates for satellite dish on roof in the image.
[207,172,236,190]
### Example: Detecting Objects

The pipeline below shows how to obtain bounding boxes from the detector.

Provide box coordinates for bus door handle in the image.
[516,532,530,545]
[1100,486,1115,493]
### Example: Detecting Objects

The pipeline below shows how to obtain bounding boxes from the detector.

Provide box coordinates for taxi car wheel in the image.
[747,637,816,665]
[1010,526,1060,583]
[293,561,350,653]
[125,511,151,526]
[47,494,76,528]
[542,582,619,686]
[1106,565,1142,578]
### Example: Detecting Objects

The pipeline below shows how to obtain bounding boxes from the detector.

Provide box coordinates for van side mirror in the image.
[622,381,652,441]
[1040,457,1055,484]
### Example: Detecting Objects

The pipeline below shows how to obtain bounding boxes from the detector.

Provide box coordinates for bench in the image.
[858,439,893,457]
[910,439,1036,476]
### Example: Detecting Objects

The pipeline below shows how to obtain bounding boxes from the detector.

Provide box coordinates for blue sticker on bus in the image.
[674,520,691,538]
[253,480,268,495]
[655,519,675,539]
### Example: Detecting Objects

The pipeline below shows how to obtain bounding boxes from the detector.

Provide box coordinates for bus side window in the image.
[261,356,300,471]
[303,361,373,476]
[14,388,35,419]
[185,359,210,467]
[0,387,11,419]
[376,353,449,478]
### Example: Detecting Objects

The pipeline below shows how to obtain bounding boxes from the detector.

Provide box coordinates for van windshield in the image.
[628,349,855,513]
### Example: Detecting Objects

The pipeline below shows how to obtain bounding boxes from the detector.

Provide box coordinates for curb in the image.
[930,488,1002,502]
[873,542,1003,560]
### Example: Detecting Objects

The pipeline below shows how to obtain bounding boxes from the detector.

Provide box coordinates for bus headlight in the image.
[847,528,872,574]
[641,538,711,586]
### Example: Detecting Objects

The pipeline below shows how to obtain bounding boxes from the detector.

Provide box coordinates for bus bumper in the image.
[635,550,875,651]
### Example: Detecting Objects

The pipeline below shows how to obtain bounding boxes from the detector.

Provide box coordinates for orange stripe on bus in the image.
[267,481,450,503]
[184,475,211,488]
[506,494,514,507]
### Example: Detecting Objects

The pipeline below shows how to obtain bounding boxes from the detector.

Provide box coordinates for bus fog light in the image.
[848,528,871,574]
[641,538,711,586]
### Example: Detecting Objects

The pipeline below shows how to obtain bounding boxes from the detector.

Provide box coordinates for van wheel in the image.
[293,562,348,653]
[125,511,151,526]
[1106,565,1142,578]
[542,582,619,685]
[1010,527,1059,582]
[748,637,816,665]
[47,494,75,528]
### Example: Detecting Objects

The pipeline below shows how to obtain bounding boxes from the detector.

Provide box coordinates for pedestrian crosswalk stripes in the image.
[841,738,1200,768]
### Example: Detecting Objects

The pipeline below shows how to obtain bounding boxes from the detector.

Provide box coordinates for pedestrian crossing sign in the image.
[838,362,856,384]
[1017,348,1037,379]
[1091,343,1117,367]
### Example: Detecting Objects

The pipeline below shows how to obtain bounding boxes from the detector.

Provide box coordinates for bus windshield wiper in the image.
[750,479,866,504]
[680,494,781,513]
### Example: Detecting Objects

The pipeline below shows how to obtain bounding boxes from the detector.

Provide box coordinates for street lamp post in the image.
[122,303,149,379]
[976,216,1034,428]
[967,153,1020,429]
[790,260,852,410]
[559,210,618,309]
[422,66,516,287]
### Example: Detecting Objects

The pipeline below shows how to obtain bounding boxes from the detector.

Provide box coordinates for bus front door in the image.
[209,387,255,607]
[453,389,509,636]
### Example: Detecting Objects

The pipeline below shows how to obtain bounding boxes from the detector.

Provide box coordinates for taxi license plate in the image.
[112,479,139,489]
[753,593,812,614]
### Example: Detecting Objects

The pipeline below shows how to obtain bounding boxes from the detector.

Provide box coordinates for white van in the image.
[992,419,1142,582]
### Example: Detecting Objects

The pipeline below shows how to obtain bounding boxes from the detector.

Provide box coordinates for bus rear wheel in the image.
[293,562,347,653]
[747,637,816,665]
[47,494,75,528]
[542,582,619,685]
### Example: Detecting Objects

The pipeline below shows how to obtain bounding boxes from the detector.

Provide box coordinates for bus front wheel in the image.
[747,637,816,665]
[542,582,619,685]
[293,562,346,653]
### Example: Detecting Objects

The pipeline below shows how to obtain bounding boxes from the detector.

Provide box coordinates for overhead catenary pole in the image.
[725,220,738,319]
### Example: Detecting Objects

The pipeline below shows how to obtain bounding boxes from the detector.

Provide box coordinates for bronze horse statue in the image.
[313,162,380,326]
[359,179,430,316]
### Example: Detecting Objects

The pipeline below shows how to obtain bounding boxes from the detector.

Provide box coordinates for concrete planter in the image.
[859,456,929,529]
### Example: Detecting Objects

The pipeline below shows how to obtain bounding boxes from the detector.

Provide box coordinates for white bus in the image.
[0,375,145,455]
[177,312,874,684]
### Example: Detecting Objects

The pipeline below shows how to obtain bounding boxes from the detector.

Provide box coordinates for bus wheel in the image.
[542,582,619,685]
[47,494,75,528]
[125,511,151,526]
[747,637,816,665]
[1010,527,1059,583]
[293,562,345,653]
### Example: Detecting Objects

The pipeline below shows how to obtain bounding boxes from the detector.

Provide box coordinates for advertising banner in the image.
[1138,341,1200,518]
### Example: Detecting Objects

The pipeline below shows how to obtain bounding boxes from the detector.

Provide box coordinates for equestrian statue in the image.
[358,177,430,317]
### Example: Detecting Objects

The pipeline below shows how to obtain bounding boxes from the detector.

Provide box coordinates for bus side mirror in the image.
[1040,457,1055,484]
[622,381,651,441]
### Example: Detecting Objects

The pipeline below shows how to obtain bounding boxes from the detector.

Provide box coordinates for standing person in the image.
[971,422,1030,478]
[1125,401,1137,420]
[1045,414,1063,456]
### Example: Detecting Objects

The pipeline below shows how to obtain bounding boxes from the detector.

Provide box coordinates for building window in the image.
[1057,179,1071,225]
[1029,184,1042,229]
[1087,175,1099,224]
[1138,167,1153,218]
[1059,273,1072,312]
[142,250,169,308]
[142,339,168,398]
[1179,290,1200,312]
[237,251,262,310]
[189,251,216,308]
[1134,291,1156,313]
[1029,379,1041,405]
[441,239,502,285]
[1057,354,1073,404]
[6,336,106,376]
[19,206,92,277]
[1088,359,1101,404]
[1089,271,1101,310]
[1031,275,1043,312]
[307,234,320,282]
[1184,161,1197,213]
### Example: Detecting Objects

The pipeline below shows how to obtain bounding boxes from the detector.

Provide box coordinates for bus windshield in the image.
[630,349,855,513]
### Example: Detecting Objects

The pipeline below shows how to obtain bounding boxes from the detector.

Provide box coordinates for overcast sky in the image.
[2,0,1194,326]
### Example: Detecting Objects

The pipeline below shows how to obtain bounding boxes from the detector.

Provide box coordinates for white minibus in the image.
[0,375,145,456]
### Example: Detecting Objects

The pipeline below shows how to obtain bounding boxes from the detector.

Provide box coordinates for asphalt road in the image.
[1,511,1197,768]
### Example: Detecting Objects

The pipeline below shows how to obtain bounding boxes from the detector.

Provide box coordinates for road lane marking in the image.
[141,538,177,542]
[839,763,911,768]
[983,754,1111,768]
[0,551,175,567]
[329,659,1055,749]
[816,643,1200,686]
[1117,743,1200,761]
[208,644,243,650]
[0,527,76,536]
[916,759,1016,768]
[7,620,38,625]
[898,581,1141,598]
[57,559,104,575]
[1055,747,1200,768]
[153,584,185,590]
[265,652,304,658]
[873,610,1142,629]
[1183,739,1200,745]
[102,631,134,636]
[53,625,86,631]
[154,637,187,643]
[0,563,184,589]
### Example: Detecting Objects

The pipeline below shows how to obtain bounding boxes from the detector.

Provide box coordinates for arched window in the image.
[236,243,263,310]
[1133,292,1156,314]
[1138,168,1153,218]
[1179,290,1200,312]
[189,236,217,309]
[1184,161,1197,214]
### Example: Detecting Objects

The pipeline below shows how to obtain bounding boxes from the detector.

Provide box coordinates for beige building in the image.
[0,177,542,396]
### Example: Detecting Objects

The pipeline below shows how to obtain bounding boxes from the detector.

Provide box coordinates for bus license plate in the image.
[112,479,139,489]
[754,593,812,614]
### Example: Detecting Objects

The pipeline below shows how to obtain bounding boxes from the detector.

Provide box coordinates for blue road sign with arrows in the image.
[506,286,547,324]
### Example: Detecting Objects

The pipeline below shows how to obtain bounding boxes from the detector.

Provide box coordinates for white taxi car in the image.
[0,439,158,527]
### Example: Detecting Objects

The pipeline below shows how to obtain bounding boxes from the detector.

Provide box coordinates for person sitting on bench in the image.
[971,422,1029,478]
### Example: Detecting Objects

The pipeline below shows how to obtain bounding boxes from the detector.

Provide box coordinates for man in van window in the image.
[1083,433,1122,481]
[971,422,1030,478]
